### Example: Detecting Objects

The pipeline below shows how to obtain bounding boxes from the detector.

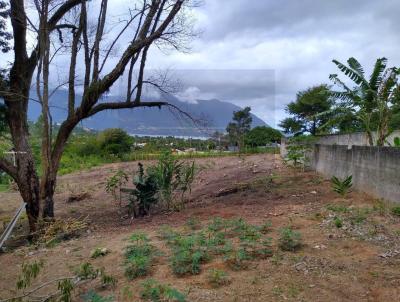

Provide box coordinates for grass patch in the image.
[349,208,371,225]
[326,204,349,213]
[140,279,186,302]
[158,217,274,276]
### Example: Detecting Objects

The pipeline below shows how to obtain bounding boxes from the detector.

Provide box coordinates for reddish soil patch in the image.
[1,154,400,301]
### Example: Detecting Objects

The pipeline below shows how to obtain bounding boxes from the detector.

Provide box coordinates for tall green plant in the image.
[331,175,353,197]
[330,57,400,146]
[105,170,129,206]
[129,163,159,217]
[148,151,196,210]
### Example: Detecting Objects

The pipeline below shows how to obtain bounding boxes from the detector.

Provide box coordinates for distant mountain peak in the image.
[28,90,268,137]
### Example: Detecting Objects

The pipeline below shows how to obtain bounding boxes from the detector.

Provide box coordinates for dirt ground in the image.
[1,154,400,301]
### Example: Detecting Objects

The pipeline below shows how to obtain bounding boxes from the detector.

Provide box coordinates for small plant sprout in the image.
[207,269,230,288]
[331,175,353,197]
[333,216,343,228]
[105,169,129,206]
[278,227,302,252]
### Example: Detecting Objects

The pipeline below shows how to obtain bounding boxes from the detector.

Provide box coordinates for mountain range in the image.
[28,90,267,137]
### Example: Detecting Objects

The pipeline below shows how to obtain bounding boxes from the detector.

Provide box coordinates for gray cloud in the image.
[3,0,400,128]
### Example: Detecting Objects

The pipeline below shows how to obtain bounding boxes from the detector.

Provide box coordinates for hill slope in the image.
[28,90,267,137]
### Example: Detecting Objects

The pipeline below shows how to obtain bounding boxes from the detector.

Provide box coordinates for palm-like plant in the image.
[329,57,400,146]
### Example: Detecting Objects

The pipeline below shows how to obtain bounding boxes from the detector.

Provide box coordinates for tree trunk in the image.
[16,157,40,233]
[5,84,41,233]
[40,172,56,219]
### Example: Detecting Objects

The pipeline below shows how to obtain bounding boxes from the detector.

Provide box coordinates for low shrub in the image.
[169,234,210,276]
[278,227,302,252]
[140,279,186,302]
[124,233,155,280]
[223,248,251,270]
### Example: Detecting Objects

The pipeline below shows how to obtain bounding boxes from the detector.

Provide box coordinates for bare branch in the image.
[0,157,17,180]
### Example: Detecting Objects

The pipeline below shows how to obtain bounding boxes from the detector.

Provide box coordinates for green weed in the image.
[140,279,186,302]
[124,233,155,280]
[206,269,230,288]
[278,227,302,252]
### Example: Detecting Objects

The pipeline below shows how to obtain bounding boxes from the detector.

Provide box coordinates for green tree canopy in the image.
[226,107,252,150]
[245,126,282,147]
[98,128,133,157]
[281,84,334,135]
[278,117,303,135]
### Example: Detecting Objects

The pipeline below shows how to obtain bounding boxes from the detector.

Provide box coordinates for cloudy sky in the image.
[2,0,400,128]
[141,0,400,127]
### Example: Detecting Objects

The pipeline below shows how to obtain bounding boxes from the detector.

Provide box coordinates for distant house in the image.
[171,148,185,154]
[133,142,147,148]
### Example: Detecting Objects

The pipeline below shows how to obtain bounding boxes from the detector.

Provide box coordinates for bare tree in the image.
[0,0,196,233]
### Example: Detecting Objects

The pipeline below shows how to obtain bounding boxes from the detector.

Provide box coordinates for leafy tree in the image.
[226,107,252,152]
[245,126,282,147]
[98,128,133,157]
[278,117,303,135]
[330,57,400,146]
[0,1,12,53]
[281,85,334,135]
[0,0,191,232]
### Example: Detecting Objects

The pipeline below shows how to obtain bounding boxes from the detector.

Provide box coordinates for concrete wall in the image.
[311,145,400,203]
[315,130,400,147]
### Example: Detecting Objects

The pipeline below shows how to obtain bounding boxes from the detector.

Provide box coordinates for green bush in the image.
[124,233,155,280]
[391,206,400,216]
[140,279,186,302]
[278,227,302,252]
[245,126,282,147]
[98,128,133,158]
[169,234,210,276]
[223,248,251,270]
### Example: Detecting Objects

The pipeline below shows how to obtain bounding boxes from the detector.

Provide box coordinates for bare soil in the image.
[1,154,400,301]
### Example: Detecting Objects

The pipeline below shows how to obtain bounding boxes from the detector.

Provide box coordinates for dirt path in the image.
[1,154,400,301]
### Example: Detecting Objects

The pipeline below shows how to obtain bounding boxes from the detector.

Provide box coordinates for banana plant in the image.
[329,57,400,146]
